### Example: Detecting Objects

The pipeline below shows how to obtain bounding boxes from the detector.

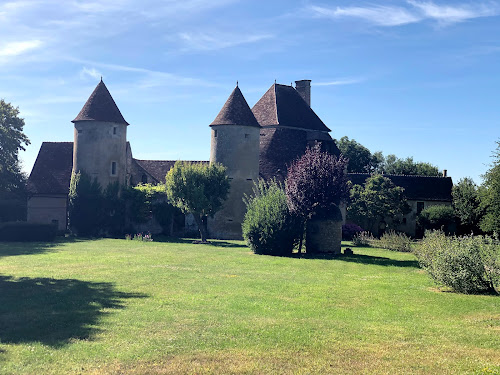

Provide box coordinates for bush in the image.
[351,231,374,246]
[242,180,300,256]
[417,205,456,234]
[377,230,413,252]
[342,223,364,240]
[0,222,57,242]
[414,230,499,294]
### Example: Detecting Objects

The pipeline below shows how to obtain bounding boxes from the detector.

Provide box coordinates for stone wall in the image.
[306,219,342,254]
[27,195,67,231]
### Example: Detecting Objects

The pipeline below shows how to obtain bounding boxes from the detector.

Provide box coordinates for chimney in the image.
[443,169,447,177]
[295,80,311,107]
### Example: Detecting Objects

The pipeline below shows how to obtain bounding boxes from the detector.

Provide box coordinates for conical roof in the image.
[210,86,260,127]
[252,83,330,132]
[72,79,129,125]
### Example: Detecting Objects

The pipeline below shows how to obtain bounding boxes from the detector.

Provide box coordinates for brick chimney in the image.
[295,80,311,107]
[443,169,447,177]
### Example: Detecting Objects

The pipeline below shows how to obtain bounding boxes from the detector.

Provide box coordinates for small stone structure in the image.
[306,206,343,254]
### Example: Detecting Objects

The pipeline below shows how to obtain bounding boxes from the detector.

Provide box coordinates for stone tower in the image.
[72,79,129,188]
[209,85,261,239]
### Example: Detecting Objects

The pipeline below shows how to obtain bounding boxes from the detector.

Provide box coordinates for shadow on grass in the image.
[0,275,147,347]
[0,237,84,258]
[153,236,248,248]
[337,253,420,268]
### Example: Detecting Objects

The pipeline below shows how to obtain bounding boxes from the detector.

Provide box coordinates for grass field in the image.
[0,238,498,374]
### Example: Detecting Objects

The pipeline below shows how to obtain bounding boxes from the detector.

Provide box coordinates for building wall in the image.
[209,125,260,239]
[27,195,67,231]
[73,121,127,188]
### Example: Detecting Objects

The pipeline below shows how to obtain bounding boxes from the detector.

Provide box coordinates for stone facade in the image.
[27,195,68,231]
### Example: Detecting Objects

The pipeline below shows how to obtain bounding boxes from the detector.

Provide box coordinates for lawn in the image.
[0,238,498,374]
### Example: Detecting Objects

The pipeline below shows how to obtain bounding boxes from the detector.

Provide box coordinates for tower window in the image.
[113,126,117,135]
[245,133,249,138]
[111,162,117,176]
[214,130,218,138]
[78,129,83,134]
[142,174,148,184]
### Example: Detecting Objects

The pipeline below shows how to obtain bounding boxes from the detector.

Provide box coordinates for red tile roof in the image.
[210,86,260,128]
[252,83,331,132]
[72,80,129,125]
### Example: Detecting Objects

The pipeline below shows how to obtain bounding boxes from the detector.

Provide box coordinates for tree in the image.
[286,144,350,252]
[68,171,103,236]
[347,174,410,234]
[379,155,440,176]
[452,177,483,234]
[165,161,230,242]
[0,99,30,221]
[336,136,381,173]
[480,140,500,234]
[417,205,456,234]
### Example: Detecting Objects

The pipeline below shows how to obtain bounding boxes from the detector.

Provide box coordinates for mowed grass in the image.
[0,238,498,375]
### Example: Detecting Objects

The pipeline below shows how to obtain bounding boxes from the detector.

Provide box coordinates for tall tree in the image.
[165,162,230,243]
[480,140,500,234]
[380,155,440,176]
[0,99,30,221]
[336,136,381,173]
[452,177,483,234]
[347,174,410,233]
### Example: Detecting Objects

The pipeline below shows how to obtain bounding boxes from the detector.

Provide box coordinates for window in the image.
[113,126,117,135]
[111,162,117,176]
[417,202,425,215]
[77,129,83,134]
[51,219,59,228]
[214,130,218,138]
[245,133,249,139]
[141,174,148,184]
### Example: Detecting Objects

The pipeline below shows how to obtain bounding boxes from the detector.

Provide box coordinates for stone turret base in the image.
[306,219,342,254]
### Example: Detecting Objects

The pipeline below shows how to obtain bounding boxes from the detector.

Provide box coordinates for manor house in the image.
[27,79,453,238]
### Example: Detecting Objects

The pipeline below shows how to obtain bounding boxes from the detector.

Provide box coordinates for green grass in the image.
[0,238,498,374]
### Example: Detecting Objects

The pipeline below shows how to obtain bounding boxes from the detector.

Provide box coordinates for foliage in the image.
[417,205,456,234]
[347,174,410,233]
[414,230,499,294]
[342,223,364,240]
[68,171,103,237]
[286,143,350,219]
[336,136,382,173]
[379,154,440,176]
[125,232,153,241]
[351,231,375,246]
[165,161,230,242]
[452,177,483,234]
[242,179,300,256]
[0,221,57,242]
[376,230,413,252]
[480,140,500,234]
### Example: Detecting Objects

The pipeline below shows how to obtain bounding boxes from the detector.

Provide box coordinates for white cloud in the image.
[0,40,42,57]
[79,67,102,81]
[314,78,365,86]
[309,1,500,27]
[177,32,274,51]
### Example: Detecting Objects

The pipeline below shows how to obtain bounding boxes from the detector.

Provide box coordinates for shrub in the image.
[342,223,364,240]
[351,231,375,246]
[377,230,412,252]
[417,205,456,234]
[243,180,300,256]
[0,222,57,242]
[414,230,499,294]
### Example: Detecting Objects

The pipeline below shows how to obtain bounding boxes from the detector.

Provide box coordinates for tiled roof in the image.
[72,80,129,125]
[348,173,453,201]
[252,83,331,132]
[27,142,74,195]
[210,86,260,128]
[133,159,209,184]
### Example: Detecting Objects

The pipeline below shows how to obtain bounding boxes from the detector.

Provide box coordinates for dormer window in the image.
[111,162,117,176]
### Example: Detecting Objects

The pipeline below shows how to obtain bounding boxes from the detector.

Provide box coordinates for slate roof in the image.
[27,142,74,195]
[210,86,260,127]
[72,80,129,125]
[252,83,331,132]
[348,173,453,201]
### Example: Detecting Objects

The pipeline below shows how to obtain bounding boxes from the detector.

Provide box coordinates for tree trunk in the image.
[193,214,208,243]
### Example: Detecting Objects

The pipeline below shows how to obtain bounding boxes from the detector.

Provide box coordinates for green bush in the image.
[0,222,57,242]
[414,230,499,294]
[351,231,374,246]
[242,180,300,256]
[377,230,413,252]
[417,205,456,234]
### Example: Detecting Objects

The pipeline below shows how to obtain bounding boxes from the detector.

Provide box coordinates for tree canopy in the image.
[380,154,440,176]
[347,174,410,233]
[452,177,483,234]
[165,161,230,242]
[335,136,381,173]
[479,140,500,234]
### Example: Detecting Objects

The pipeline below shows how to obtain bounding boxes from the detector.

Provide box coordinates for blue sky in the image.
[2,0,499,184]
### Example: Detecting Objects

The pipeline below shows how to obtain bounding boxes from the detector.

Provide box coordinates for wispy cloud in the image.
[309,1,500,27]
[79,67,102,81]
[314,78,365,86]
[0,40,42,57]
[177,32,274,51]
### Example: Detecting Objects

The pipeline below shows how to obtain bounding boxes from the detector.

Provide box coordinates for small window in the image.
[245,133,249,139]
[141,174,148,184]
[246,178,253,181]
[111,162,117,176]
[113,126,117,135]
[214,130,218,138]
[417,202,425,215]
[78,129,83,134]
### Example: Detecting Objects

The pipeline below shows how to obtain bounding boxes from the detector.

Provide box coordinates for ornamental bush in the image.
[242,180,300,256]
[342,223,364,240]
[414,230,499,294]
[377,230,413,252]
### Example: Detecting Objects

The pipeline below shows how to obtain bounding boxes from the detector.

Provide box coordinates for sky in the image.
[2,0,499,185]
